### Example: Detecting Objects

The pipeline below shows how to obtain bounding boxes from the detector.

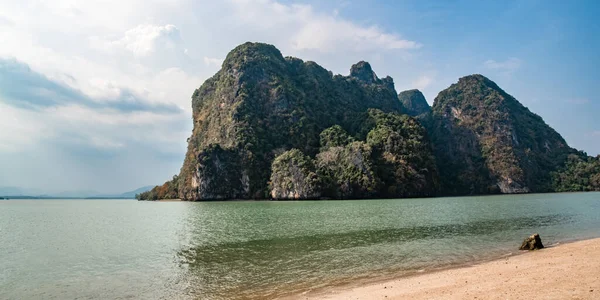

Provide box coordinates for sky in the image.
[0,0,599,194]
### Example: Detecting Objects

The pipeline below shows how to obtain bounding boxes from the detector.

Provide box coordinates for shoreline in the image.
[289,237,600,299]
[141,198,182,202]
[139,191,600,202]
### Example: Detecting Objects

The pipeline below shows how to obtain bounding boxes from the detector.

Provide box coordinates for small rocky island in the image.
[137,42,600,201]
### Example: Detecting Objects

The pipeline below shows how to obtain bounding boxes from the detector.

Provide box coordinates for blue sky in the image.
[0,0,598,194]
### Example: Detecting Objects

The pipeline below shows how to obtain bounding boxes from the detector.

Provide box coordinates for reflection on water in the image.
[176,214,574,299]
[1,193,599,300]
[182,214,574,260]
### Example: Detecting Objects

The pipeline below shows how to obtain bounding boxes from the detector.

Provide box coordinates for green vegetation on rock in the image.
[150,42,410,200]
[268,110,440,200]
[398,89,430,117]
[319,125,354,150]
[428,74,574,195]
[138,43,594,201]
[364,109,439,197]
[270,149,321,200]
[136,175,179,200]
[316,141,380,199]
[552,152,600,192]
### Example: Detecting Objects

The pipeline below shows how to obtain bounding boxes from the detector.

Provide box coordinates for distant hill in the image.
[0,186,154,199]
[0,186,46,197]
[115,186,154,198]
[86,185,155,198]
[0,186,27,196]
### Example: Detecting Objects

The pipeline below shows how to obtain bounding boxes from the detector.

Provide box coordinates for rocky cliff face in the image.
[428,75,574,195]
[398,89,430,116]
[174,42,434,200]
[269,149,321,200]
[137,44,589,201]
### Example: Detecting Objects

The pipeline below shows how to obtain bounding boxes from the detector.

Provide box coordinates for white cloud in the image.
[483,57,522,71]
[292,18,421,52]
[0,14,13,26]
[1,102,187,152]
[411,75,433,90]
[227,0,421,53]
[90,24,183,57]
[0,0,422,192]
[0,103,45,152]
[1,101,189,193]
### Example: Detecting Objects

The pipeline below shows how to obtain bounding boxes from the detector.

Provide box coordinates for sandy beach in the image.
[295,238,600,300]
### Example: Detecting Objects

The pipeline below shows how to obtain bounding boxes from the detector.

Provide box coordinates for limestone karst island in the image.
[137,42,600,201]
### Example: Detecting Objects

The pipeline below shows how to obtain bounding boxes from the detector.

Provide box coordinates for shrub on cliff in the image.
[320,125,354,150]
[365,110,439,197]
[552,153,600,192]
[269,149,321,199]
[136,175,179,200]
[316,142,380,199]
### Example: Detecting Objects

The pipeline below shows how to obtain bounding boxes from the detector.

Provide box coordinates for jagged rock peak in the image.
[429,73,573,196]
[222,42,286,70]
[398,89,430,116]
[456,74,503,91]
[381,76,395,91]
[138,42,592,202]
[433,74,510,109]
[350,61,378,83]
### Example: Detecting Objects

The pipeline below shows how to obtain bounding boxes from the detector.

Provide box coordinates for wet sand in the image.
[295,238,600,300]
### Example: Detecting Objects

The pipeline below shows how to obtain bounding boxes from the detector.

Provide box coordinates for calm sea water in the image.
[1,193,600,299]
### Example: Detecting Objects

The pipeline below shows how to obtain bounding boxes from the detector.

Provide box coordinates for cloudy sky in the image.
[1,0,599,194]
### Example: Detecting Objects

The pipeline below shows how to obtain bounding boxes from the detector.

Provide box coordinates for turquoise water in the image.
[1,192,600,299]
